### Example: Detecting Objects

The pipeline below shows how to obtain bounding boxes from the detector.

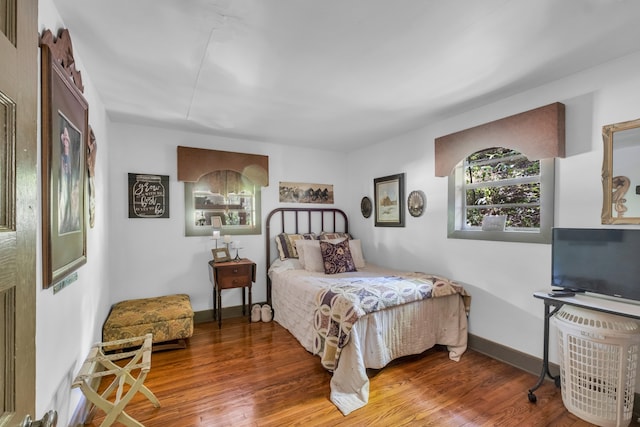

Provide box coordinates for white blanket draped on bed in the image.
[269,260,469,415]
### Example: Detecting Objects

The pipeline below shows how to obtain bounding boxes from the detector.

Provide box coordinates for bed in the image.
[266,207,469,415]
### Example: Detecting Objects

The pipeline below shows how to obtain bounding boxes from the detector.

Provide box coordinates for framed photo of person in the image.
[40,34,89,288]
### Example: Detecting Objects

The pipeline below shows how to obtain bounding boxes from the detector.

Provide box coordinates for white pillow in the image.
[296,238,365,272]
[348,239,366,269]
[296,239,307,268]
[295,239,324,272]
[268,258,303,274]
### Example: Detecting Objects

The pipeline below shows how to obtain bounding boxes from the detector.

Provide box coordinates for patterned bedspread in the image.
[313,273,470,371]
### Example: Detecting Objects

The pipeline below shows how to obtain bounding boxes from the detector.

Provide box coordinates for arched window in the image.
[448,147,554,243]
[177,146,268,237]
[436,103,564,244]
[188,170,259,232]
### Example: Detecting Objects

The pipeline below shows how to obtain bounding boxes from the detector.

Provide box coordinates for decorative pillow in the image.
[295,239,307,267]
[295,239,324,272]
[275,233,316,260]
[347,239,366,269]
[318,231,351,241]
[319,239,357,274]
[297,238,359,272]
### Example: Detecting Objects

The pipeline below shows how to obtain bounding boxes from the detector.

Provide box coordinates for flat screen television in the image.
[552,227,640,301]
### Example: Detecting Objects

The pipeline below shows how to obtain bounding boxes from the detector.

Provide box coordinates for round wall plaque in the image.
[407,190,426,217]
[361,196,372,218]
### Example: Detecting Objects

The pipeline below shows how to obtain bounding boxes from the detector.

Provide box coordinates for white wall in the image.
[346,50,640,364]
[37,0,113,423]
[34,2,640,424]
[107,123,350,312]
[37,5,350,424]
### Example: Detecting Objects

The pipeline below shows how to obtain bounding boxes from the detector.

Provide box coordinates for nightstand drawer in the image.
[210,259,256,328]
[216,264,252,289]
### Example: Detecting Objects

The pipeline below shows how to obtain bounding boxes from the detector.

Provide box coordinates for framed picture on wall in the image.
[374,173,405,227]
[128,173,170,218]
[41,39,89,288]
[279,181,334,204]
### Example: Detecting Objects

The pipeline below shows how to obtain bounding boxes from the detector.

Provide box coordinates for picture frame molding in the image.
[212,247,231,263]
[40,35,89,288]
[374,173,405,227]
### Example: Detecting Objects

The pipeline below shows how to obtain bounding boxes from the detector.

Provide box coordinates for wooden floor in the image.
[84,317,638,427]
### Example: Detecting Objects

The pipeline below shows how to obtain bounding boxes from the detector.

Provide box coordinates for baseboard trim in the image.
[68,373,102,426]
[193,302,267,324]
[68,395,91,427]
[468,333,640,421]
[193,309,213,324]
[468,333,559,376]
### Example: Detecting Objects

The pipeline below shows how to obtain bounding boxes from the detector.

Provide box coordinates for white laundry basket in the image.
[553,305,640,427]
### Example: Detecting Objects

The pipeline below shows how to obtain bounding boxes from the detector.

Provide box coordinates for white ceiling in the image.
[52,0,640,151]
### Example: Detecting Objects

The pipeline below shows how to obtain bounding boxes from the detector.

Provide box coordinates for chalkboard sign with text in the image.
[128,173,170,218]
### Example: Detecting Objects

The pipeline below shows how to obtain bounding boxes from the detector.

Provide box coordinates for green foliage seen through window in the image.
[463,147,541,228]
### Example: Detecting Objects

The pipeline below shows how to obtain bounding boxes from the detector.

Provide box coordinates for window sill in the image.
[448,228,551,244]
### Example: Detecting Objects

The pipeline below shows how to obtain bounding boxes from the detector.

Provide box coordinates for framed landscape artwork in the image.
[279,181,334,204]
[374,173,405,227]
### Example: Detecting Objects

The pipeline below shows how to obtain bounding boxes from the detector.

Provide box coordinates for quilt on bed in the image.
[313,273,470,372]
[269,260,469,415]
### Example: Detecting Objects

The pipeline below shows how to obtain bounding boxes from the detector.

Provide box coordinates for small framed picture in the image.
[211,215,223,229]
[212,247,231,263]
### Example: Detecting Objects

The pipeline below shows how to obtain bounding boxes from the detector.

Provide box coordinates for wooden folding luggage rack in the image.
[72,334,160,427]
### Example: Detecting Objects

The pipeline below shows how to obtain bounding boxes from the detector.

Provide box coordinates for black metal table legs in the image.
[528,300,562,403]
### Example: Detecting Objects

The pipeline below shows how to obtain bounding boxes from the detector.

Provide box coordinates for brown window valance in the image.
[434,102,565,177]
[177,146,269,187]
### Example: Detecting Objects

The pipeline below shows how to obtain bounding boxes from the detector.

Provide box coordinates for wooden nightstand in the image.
[209,259,256,328]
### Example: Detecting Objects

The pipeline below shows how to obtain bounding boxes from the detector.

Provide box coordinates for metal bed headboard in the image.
[265,207,349,304]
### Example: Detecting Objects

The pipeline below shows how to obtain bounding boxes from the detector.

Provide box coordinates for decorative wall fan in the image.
[407,190,425,217]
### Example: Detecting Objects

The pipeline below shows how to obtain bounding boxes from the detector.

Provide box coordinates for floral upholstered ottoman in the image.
[102,294,194,351]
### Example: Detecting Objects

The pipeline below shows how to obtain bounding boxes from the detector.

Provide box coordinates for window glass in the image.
[184,170,261,236]
[448,147,554,243]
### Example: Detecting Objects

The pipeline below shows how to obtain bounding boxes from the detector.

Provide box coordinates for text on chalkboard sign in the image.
[128,173,170,218]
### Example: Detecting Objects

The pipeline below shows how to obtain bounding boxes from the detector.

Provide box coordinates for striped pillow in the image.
[275,233,316,260]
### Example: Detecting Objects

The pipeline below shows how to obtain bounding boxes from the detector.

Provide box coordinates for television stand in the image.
[529,291,640,403]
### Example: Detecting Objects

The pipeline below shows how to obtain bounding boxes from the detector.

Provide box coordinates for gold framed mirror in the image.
[602,118,640,224]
